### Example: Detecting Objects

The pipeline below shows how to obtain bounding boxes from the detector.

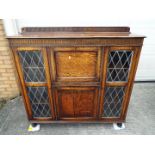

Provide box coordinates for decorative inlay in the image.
[9,38,144,47]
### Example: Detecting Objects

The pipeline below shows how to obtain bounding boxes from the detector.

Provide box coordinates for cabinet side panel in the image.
[121,46,142,119]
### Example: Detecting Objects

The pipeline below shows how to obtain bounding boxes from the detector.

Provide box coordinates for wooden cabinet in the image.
[8,27,145,123]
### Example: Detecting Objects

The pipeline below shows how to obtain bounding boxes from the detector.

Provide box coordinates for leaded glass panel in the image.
[106,50,133,82]
[27,87,51,118]
[103,86,125,117]
[18,51,46,82]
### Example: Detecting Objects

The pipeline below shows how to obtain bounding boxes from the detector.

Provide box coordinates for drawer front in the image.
[54,87,99,120]
[50,47,101,82]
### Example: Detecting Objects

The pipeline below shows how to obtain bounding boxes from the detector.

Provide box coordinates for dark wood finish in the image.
[55,87,99,120]
[21,27,131,33]
[8,27,145,123]
[8,38,144,47]
[42,48,56,119]
[99,47,109,118]
[8,27,146,39]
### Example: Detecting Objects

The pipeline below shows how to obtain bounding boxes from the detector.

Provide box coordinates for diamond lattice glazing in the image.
[27,87,51,118]
[107,50,133,82]
[18,51,46,82]
[103,86,125,117]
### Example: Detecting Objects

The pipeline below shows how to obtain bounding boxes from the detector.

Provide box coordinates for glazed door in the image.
[49,47,101,120]
[100,46,140,121]
[13,47,55,121]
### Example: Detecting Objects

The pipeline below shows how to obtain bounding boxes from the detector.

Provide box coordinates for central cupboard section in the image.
[50,47,101,120]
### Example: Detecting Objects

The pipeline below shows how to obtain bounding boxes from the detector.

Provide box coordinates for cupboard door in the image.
[100,47,138,120]
[50,47,101,82]
[55,87,99,120]
[13,47,55,120]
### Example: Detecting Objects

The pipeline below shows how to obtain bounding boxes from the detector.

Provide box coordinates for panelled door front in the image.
[49,47,101,120]
[54,87,99,120]
[13,47,55,121]
[100,46,140,121]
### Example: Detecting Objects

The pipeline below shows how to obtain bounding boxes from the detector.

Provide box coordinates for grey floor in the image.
[0,83,155,135]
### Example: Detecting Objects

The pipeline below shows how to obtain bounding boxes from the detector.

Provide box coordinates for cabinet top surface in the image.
[7,27,146,39]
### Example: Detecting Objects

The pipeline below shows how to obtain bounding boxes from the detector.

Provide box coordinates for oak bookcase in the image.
[8,27,145,126]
